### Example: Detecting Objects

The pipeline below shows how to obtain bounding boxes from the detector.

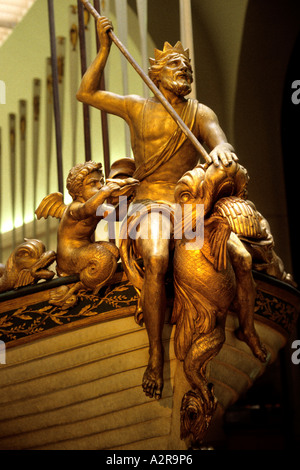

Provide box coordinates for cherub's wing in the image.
[35,192,66,220]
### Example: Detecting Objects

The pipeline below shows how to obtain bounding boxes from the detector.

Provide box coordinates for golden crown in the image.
[149,41,190,66]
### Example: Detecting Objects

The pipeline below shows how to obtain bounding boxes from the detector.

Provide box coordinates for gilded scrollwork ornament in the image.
[172,162,268,444]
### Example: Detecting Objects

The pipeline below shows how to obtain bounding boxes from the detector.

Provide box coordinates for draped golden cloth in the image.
[119,99,199,322]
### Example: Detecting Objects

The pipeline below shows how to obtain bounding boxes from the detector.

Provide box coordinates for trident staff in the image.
[79,0,212,164]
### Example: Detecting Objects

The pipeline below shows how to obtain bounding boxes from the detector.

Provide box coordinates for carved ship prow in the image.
[0,265,298,450]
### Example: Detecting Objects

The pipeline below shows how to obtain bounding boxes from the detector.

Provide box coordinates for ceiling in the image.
[0,0,36,46]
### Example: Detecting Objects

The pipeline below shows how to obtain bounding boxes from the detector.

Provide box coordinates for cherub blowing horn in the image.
[35,161,138,308]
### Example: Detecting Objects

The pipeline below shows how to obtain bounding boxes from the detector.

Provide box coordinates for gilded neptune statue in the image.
[76,16,267,402]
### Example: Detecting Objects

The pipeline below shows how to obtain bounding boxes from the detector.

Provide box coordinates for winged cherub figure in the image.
[35,161,138,307]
